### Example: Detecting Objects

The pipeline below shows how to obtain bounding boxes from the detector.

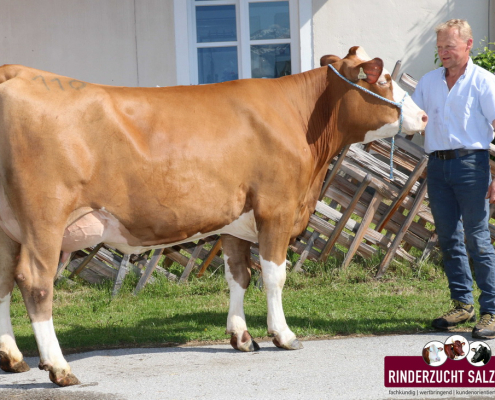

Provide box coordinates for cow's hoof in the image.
[49,370,81,387]
[273,337,303,350]
[230,331,260,352]
[0,351,30,373]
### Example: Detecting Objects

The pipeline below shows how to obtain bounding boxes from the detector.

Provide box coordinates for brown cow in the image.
[0,46,427,386]
[423,344,443,364]
[445,340,465,359]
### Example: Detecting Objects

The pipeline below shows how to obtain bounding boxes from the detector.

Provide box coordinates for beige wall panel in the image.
[135,0,176,87]
[312,0,489,80]
[0,0,139,86]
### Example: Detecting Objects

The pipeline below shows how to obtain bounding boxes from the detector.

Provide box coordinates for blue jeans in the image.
[427,150,495,314]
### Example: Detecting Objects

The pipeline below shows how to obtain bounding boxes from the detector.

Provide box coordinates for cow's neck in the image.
[280,67,347,201]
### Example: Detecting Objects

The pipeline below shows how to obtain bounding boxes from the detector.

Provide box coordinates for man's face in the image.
[436,27,472,70]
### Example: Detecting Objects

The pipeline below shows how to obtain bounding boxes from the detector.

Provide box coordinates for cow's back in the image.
[0,65,314,246]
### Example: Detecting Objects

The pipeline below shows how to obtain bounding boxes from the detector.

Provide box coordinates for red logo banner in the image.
[385,356,495,387]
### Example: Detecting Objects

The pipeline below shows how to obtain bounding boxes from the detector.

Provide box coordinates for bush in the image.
[472,39,495,73]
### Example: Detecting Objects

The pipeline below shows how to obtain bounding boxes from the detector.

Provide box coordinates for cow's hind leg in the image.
[0,229,30,373]
[258,219,303,350]
[221,235,259,352]
[15,243,79,386]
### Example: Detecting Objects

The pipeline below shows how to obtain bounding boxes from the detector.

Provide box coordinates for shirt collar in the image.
[442,57,473,78]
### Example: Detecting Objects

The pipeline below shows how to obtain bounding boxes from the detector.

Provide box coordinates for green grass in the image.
[9,255,479,356]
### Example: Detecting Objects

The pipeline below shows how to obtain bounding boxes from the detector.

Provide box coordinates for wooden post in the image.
[376,155,428,232]
[197,238,223,278]
[179,241,205,283]
[391,60,401,81]
[420,232,439,263]
[341,190,383,269]
[54,252,72,282]
[68,243,103,279]
[134,248,165,295]
[112,254,131,297]
[319,145,351,200]
[375,179,428,278]
[293,231,318,272]
[319,173,372,262]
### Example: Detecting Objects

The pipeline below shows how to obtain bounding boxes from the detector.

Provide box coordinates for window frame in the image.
[174,0,313,85]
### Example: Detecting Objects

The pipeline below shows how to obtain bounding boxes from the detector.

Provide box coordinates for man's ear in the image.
[466,37,473,52]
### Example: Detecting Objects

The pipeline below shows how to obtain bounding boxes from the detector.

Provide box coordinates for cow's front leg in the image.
[260,256,302,350]
[15,246,80,386]
[0,229,29,373]
[258,221,303,350]
[221,235,259,352]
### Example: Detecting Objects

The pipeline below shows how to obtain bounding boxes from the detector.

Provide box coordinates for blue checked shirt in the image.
[412,58,495,154]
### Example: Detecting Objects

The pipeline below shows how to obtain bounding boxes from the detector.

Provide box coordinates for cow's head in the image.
[428,344,443,363]
[320,46,427,144]
[452,340,465,356]
[471,345,489,364]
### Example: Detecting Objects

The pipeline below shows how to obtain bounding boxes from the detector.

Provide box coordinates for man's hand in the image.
[487,179,495,204]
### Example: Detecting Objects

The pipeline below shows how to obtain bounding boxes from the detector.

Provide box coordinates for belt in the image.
[429,149,487,160]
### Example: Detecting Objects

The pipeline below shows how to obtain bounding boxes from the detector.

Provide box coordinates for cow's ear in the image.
[320,54,341,66]
[351,58,384,84]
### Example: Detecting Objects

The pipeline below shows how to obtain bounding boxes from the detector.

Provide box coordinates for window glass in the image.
[251,44,291,78]
[198,47,239,84]
[249,1,290,40]
[196,5,237,43]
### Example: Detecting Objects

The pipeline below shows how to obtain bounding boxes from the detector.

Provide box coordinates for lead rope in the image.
[328,64,408,180]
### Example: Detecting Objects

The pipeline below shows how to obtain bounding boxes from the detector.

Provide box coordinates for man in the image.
[412,19,495,339]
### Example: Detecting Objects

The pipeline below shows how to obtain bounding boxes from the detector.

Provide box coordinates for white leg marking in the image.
[0,294,23,362]
[224,255,248,334]
[260,255,296,345]
[32,319,69,371]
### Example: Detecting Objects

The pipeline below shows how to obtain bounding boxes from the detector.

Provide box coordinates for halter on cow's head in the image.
[319,46,427,145]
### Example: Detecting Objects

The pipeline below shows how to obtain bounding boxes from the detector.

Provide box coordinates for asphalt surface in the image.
[1,332,494,400]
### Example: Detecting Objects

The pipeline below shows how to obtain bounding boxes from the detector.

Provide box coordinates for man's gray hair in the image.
[435,19,473,42]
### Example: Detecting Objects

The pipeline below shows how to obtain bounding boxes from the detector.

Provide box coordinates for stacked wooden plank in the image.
[290,134,437,277]
[62,236,225,295]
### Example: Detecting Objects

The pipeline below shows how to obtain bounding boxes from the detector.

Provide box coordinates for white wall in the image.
[312,0,490,81]
[0,0,176,87]
[0,1,491,87]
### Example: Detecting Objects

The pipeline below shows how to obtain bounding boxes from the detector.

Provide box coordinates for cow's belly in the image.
[62,209,259,254]
[1,182,260,253]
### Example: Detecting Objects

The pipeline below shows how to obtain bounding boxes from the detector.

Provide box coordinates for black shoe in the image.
[432,300,476,330]
[472,313,495,340]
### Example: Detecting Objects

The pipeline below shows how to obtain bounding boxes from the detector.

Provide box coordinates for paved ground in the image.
[1,332,494,400]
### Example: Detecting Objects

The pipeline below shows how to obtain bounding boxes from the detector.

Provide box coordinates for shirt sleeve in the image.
[411,78,424,110]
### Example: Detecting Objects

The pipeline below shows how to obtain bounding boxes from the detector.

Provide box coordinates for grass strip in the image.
[10,255,479,356]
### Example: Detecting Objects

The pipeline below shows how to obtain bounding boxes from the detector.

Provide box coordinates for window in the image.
[175,0,311,85]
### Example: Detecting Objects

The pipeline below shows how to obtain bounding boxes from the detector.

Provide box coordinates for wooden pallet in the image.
[291,135,437,275]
